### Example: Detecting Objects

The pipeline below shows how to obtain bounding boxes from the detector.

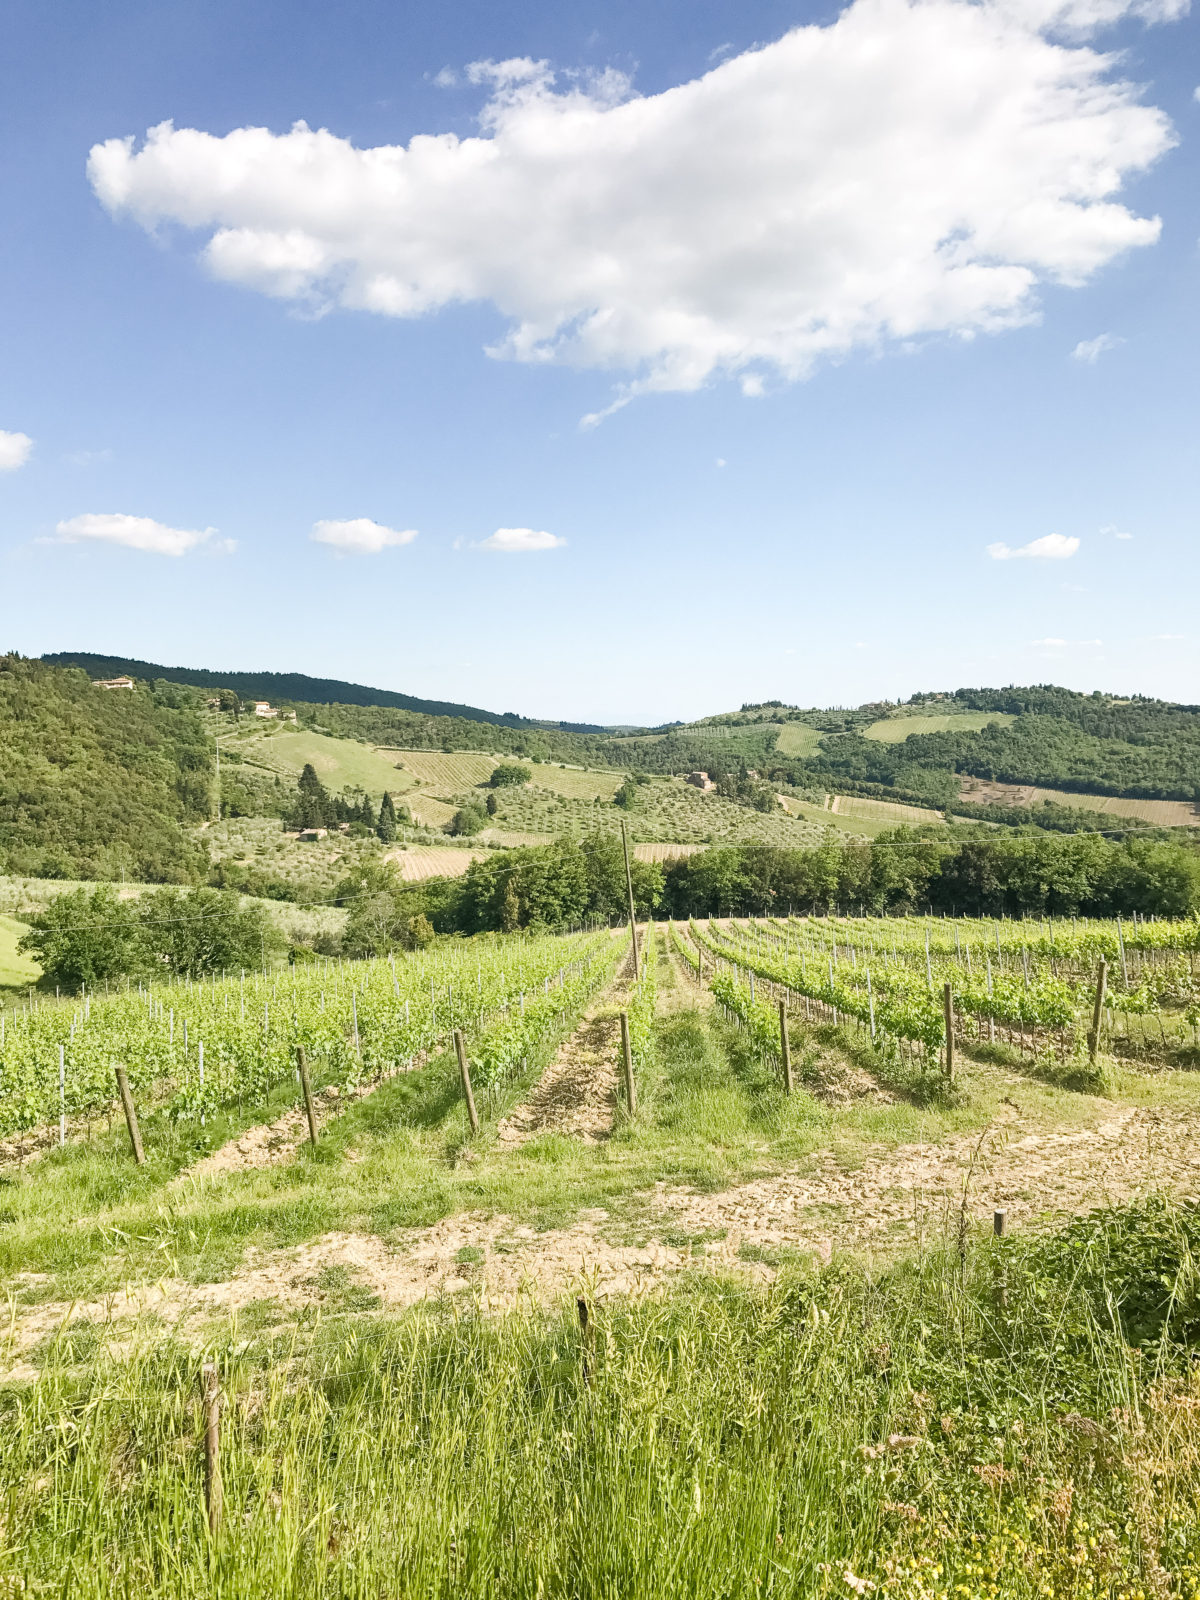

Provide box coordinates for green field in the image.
[233,727,419,797]
[0,913,38,990]
[772,721,824,756]
[862,710,1016,741]
[384,749,498,790]
[490,776,838,847]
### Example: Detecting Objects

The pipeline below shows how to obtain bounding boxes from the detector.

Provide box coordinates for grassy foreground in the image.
[4,1202,1200,1597]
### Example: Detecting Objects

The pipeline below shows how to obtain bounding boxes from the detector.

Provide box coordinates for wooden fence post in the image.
[296,1044,319,1145]
[114,1067,145,1165]
[621,821,640,982]
[943,984,955,1083]
[1088,958,1109,1064]
[778,999,793,1094]
[202,1363,222,1533]
[453,1029,479,1133]
[577,1298,594,1388]
[619,1011,637,1116]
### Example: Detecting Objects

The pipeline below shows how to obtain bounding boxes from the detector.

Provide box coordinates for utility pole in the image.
[621,819,640,981]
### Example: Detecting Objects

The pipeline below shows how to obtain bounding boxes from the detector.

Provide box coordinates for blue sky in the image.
[1,0,1197,725]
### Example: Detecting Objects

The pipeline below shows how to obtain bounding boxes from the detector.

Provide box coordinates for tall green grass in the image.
[5,1201,1199,1597]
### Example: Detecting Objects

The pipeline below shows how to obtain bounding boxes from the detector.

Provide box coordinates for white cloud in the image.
[715,457,727,467]
[53,511,231,556]
[477,527,566,552]
[88,0,1176,408]
[0,431,33,471]
[1071,332,1124,362]
[1101,522,1134,538]
[1150,632,1185,640]
[310,517,418,553]
[987,533,1081,560]
[64,447,114,467]
[1032,636,1069,646]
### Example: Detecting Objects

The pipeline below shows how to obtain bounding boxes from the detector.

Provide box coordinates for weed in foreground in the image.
[3,1199,1200,1596]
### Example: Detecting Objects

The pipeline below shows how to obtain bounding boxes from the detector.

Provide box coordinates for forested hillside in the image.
[42,652,606,733]
[789,710,1200,801]
[0,656,210,881]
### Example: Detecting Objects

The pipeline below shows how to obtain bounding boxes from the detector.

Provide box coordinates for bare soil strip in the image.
[494,958,634,1148]
[9,1092,1200,1380]
[178,1054,428,1184]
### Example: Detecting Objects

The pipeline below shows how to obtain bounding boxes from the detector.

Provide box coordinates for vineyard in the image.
[0,927,625,1139]
[672,910,1200,1080]
[4,904,1200,1596]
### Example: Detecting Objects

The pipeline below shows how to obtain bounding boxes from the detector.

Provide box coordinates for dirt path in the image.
[10,1096,1200,1378]
[660,1100,1200,1255]
[660,928,713,1012]
[494,958,634,1147]
[178,1054,429,1184]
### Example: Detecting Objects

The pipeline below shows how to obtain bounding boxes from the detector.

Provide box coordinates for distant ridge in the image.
[41,653,609,734]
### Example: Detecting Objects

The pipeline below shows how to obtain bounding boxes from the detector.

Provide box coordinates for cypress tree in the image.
[377,791,398,843]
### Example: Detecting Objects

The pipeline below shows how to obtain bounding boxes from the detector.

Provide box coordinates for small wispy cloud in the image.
[1149,632,1186,640]
[432,66,458,87]
[715,457,727,468]
[64,448,114,467]
[311,518,418,554]
[477,527,566,552]
[580,394,632,430]
[1101,523,1134,540]
[53,511,232,556]
[987,533,1080,561]
[1031,636,1102,650]
[1071,333,1123,363]
[0,430,33,471]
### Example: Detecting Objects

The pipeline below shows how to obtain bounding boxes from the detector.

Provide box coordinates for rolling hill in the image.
[41,652,609,734]
[4,655,1200,900]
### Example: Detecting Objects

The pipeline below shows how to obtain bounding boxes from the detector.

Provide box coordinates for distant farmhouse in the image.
[93,674,135,691]
[685,770,715,792]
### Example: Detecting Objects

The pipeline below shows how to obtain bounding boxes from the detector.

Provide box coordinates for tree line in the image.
[18,886,278,991]
[356,828,1200,944]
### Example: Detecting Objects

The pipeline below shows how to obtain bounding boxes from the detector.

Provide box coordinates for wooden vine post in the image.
[778,999,793,1094]
[202,1363,222,1533]
[1088,958,1109,1065]
[621,820,640,982]
[619,1011,637,1116]
[577,1298,595,1388]
[114,1067,144,1165]
[296,1044,319,1146]
[943,983,955,1083]
[453,1028,479,1133]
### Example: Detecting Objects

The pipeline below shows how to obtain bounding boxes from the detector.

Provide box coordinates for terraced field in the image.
[632,842,706,862]
[829,793,943,825]
[384,750,497,790]
[385,845,489,881]
[958,776,1200,826]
